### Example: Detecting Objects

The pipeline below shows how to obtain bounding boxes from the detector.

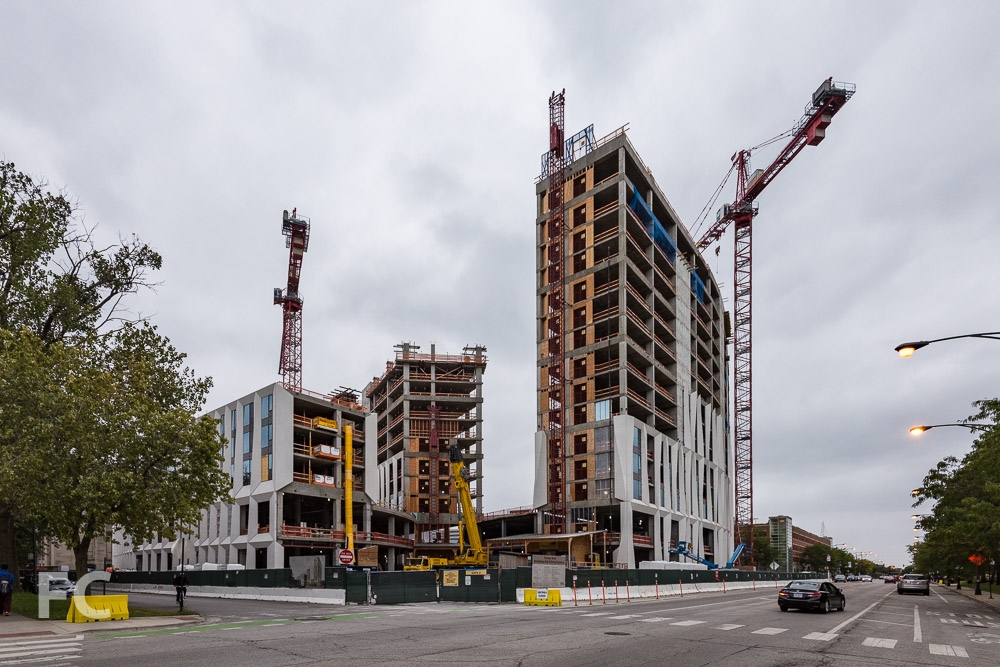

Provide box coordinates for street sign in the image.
[770,561,779,571]
[338,549,354,565]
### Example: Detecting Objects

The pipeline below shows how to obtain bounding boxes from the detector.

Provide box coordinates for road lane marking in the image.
[580,613,613,617]
[751,628,787,635]
[929,644,968,657]
[654,596,774,614]
[638,617,671,623]
[914,605,922,643]
[670,620,705,627]
[608,615,640,620]
[862,637,897,648]
[714,624,744,631]
[803,632,837,641]
[827,588,896,634]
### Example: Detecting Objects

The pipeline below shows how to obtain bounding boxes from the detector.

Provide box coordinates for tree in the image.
[801,543,832,573]
[0,161,161,345]
[1,159,163,572]
[912,399,1000,582]
[0,325,231,580]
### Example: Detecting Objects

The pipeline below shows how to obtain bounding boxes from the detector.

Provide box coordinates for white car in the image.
[45,577,76,598]
[861,575,872,582]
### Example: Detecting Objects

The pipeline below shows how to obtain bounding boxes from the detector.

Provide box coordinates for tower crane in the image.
[543,89,568,535]
[274,208,310,393]
[694,78,855,565]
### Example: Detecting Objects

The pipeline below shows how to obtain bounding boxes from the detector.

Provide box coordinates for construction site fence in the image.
[112,568,294,589]
[555,568,821,590]
[111,567,819,604]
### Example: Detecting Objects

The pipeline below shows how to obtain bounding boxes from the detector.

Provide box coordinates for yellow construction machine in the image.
[403,445,487,570]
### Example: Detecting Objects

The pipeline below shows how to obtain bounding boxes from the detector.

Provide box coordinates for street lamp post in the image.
[909,423,987,436]
[895,332,1000,358]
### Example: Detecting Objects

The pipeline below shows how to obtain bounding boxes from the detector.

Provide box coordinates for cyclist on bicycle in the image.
[173,569,190,605]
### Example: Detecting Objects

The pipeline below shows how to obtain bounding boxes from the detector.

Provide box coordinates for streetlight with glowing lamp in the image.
[909,423,986,436]
[894,332,1000,358]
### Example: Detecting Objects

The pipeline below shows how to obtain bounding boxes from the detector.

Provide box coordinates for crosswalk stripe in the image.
[670,620,705,627]
[0,638,82,650]
[639,617,671,623]
[862,638,897,649]
[0,646,81,660]
[929,644,968,658]
[751,627,786,635]
[803,632,837,641]
[714,624,744,631]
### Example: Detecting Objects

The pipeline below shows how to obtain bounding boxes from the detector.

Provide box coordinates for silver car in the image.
[897,573,930,596]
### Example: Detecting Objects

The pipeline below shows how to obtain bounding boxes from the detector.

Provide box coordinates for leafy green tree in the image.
[0,161,161,345]
[801,543,832,572]
[0,325,231,580]
[912,399,1000,582]
[0,159,184,574]
[752,527,773,569]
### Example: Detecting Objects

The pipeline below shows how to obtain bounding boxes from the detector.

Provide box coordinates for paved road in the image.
[5,582,998,666]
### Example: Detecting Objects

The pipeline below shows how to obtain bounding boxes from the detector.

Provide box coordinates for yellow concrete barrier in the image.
[524,588,562,607]
[66,595,130,623]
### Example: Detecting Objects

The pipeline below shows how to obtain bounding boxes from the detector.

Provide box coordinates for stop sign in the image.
[338,549,354,565]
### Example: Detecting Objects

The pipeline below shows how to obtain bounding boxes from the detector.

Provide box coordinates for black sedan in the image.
[778,580,846,613]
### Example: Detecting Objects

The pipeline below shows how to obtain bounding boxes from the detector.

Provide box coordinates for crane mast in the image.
[274,208,311,393]
[544,90,568,534]
[696,78,855,565]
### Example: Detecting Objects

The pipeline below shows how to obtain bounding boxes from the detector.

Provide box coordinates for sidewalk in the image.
[940,581,1000,613]
[0,612,200,638]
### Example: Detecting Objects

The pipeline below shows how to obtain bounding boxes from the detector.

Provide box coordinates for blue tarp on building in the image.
[628,189,676,264]
[690,270,707,304]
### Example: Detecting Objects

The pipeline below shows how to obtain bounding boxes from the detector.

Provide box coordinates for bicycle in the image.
[175,585,187,611]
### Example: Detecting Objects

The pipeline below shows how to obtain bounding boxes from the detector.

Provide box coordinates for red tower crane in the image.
[274,208,310,393]
[544,89,568,534]
[695,78,855,564]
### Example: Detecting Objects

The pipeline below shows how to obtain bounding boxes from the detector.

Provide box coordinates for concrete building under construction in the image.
[365,343,487,554]
[534,105,732,568]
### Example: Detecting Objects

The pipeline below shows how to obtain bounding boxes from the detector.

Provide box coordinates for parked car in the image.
[43,577,76,598]
[897,573,930,596]
[833,574,847,583]
[861,575,872,582]
[778,580,846,613]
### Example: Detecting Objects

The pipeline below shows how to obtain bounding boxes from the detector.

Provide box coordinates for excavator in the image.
[404,445,488,570]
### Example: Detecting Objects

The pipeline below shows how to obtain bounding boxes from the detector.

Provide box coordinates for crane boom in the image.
[450,444,486,564]
[696,79,856,250]
[695,78,855,567]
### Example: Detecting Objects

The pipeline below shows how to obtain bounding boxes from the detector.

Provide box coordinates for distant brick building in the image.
[761,516,832,572]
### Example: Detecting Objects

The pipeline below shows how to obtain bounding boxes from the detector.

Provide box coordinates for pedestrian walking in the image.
[0,564,15,616]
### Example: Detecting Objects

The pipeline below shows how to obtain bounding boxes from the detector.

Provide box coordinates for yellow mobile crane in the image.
[404,445,487,570]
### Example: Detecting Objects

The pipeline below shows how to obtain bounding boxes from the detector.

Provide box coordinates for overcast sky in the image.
[3,1,998,569]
